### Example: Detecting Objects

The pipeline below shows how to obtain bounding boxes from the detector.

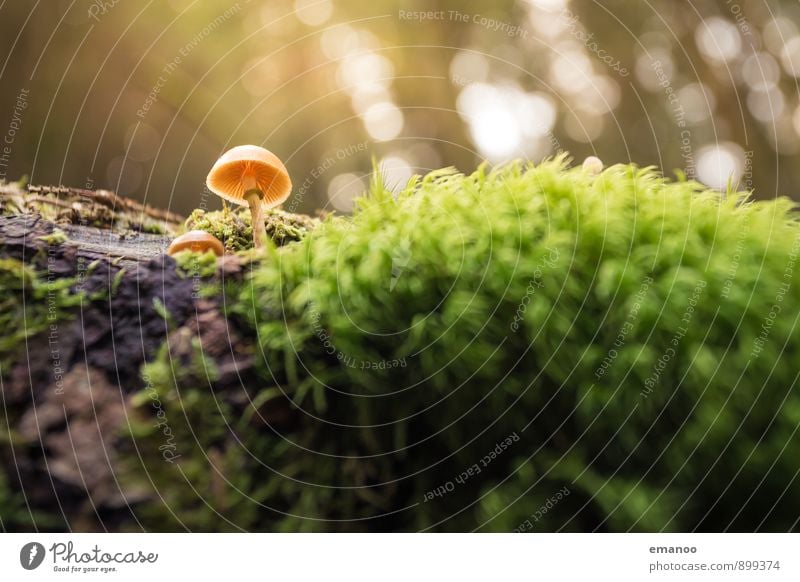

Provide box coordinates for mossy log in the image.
[2,161,800,533]
[0,182,312,531]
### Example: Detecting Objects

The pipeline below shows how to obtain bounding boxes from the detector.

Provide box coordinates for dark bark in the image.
[0,184,301,531]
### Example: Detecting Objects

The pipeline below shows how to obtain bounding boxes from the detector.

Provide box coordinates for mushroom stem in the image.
[244,189,267,249]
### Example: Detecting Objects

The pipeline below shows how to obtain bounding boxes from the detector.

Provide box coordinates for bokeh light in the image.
[0,0,798,213]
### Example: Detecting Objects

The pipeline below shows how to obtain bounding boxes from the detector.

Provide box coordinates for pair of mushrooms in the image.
[168,145,292,256]
[168,148,604,257]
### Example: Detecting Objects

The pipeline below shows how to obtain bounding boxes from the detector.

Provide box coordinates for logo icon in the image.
[20,542,45,570]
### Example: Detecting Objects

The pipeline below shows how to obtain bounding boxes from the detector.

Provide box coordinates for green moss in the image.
[111,268,126,296]
[124,337,294,531]
[136,219,167,235]
[184,208,252,252]
[126,158,800,532]
[0,179,29,216]
[173,249,220,279]
[151,297,174,327]
[37,228,68,246]
[1,182,177,234]
[0,258,85,529]
[185,206,319,252]
[0,258,82,372]
[0,468,63,530]
[172,251,224,300]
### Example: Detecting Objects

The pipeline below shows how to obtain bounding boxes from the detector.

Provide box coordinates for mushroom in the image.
[205,145,292,249]
[167,230,224,256]
[582,156,604,175]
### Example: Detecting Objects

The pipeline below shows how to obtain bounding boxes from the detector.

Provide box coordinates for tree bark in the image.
[0,183,305,531]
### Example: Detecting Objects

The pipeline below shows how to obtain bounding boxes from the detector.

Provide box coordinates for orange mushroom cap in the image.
[205,145,292,208]
[167,230,224,256]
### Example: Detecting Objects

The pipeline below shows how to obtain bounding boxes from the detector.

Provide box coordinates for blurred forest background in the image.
[0,0,798,216]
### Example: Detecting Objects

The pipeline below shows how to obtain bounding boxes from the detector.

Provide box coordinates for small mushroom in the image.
[582,156,604,175]
[167,230,224,256]
[205,145,292,249]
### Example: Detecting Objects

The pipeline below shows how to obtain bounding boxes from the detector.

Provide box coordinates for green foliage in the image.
[37,228,67,246]
[174,249,220,279]
[126,338,306,531]
[0,469,30,530]
[0,259,84,531]
[209,158,800,531]
[0,258,81,372]
[185,206,319,252]
[185,208,254,253]
[0,467,63,531]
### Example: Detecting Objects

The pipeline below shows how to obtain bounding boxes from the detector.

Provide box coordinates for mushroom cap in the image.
[206,145,292,208]
[167,230,225,256]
